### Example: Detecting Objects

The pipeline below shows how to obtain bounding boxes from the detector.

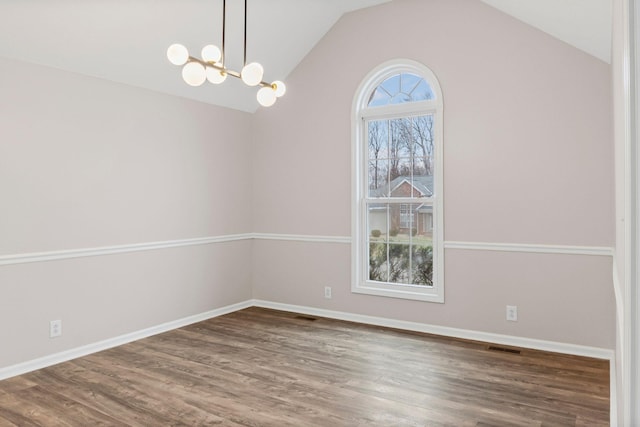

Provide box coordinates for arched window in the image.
[352,59,444,302]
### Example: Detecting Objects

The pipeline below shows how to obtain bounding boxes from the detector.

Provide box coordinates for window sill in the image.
[352,281,444,303]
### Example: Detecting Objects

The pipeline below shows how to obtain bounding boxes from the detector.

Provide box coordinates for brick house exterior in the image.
[369,175,434,236]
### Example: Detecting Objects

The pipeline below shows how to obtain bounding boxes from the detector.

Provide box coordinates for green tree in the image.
[369,242,433,286]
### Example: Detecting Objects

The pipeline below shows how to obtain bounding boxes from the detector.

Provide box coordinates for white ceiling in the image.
[0,0,611,113]
[0,0,390,112]
[480,0,612,63]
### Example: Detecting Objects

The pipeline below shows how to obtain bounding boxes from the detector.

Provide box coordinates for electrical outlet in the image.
[506,305,518,322]
[50,319,62,338]
[324,286,332,299]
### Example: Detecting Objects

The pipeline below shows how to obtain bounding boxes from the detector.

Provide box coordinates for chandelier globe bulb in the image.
[241,62,264,86]
[167,44,189,66]
[206,67,227,84]
[257,86,277,107]
[201,45,222,63]
[182,62,207,86]
[272,80,286,97]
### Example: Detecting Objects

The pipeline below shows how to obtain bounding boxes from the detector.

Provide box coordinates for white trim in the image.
[614,252,624,427]
[359,101,440,120]
[0,234,616,267]
[252,233,351,244]
[351,282,443,302]
[614,257,625,361]
[0,297,616,412]
[444,241,614,257]
[351,59,445,304]
[623,0,639,424]
[253,300,615,360]
[0,234,253,266]
[0,300,253,381]
[611,355,619,427]
[629,0,640,423]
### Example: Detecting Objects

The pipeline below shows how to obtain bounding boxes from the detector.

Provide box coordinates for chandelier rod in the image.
[243,0,248,67]
[221,0,226,68]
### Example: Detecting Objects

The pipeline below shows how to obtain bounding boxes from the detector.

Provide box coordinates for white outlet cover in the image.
[50,319,62,338]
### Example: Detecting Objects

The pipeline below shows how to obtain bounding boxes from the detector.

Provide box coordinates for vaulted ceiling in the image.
[0,0,611,113]
[480,0,611,63]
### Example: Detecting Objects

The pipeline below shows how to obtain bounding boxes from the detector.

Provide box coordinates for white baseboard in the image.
[610,356,618,427]
[0,300,253,381]
[254,299,618,422]
[0,297,617,421]
[252,299,615,360]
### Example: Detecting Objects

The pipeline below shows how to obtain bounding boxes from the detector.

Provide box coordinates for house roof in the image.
[371,175,434,198]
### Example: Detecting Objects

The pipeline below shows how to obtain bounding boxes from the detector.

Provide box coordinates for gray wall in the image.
[251,0,615,349]
[0,57,253,368]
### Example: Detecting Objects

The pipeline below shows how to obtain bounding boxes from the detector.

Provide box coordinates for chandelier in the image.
[166,0,286,107]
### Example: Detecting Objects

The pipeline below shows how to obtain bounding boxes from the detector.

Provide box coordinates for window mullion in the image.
[365,197,429,204]
[385,203,390,283]
[360,102,440,120]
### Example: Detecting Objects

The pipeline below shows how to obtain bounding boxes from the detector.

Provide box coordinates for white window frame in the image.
[351,59,444,302]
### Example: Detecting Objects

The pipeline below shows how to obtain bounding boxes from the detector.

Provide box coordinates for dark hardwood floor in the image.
[0,307,609,426]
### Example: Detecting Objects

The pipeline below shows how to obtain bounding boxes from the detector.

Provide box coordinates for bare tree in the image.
[368,120,385,190]
[412,115,434,176]
[393,115,434,177]
[389,119,405,181]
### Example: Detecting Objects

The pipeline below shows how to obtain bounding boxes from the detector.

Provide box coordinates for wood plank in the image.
[0,307,610,426]
[0,385,125,426]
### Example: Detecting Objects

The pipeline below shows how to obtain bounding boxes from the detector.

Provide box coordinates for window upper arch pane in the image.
[367,72,435,107]
[354,59,442,115]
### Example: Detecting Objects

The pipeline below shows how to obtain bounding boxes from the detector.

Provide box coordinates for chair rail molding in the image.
[0,234,253,266]
[0,234,615,267]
